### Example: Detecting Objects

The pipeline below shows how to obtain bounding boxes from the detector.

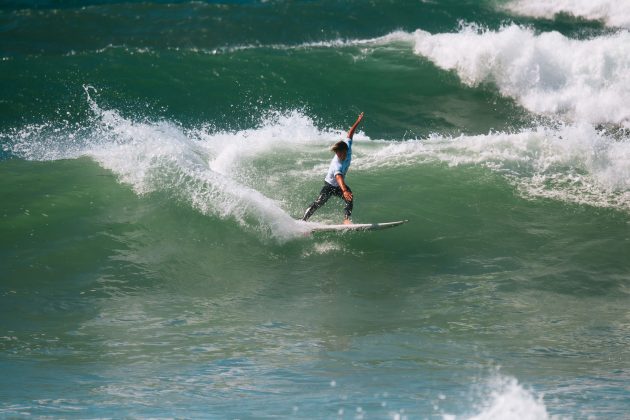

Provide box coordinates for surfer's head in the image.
[331,140,348,160]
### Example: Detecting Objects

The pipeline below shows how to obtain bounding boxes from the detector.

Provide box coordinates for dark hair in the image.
[331,140,348,152]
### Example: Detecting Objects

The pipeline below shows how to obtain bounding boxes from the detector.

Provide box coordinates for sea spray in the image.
[461,375,553,420]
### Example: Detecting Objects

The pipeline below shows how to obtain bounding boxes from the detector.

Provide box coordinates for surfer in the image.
[302,112,364,224]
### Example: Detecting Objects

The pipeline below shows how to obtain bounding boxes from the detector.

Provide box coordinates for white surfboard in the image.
[309,220,408,233]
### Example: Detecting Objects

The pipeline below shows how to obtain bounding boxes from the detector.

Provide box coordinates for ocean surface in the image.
[1,1,629,418]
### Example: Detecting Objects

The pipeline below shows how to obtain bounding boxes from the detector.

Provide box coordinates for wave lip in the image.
[409,24,630,127]
[504,0,630,29]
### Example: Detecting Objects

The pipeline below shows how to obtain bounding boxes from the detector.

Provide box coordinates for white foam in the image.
[463,375,553,420]
[505,0,630,29]
[190,111,331,178]
[356,123,630,212]
[408,24,630,127]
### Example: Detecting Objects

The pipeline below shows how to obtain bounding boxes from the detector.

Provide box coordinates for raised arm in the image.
[347,112,364,139]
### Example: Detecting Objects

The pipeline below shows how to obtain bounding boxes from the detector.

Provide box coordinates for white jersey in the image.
[324,137,352,187]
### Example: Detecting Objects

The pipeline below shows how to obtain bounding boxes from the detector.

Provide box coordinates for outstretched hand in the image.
[352,112,364,129]
[348,112,364,139]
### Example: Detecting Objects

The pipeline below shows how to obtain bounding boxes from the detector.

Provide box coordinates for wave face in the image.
[1,1,629,418]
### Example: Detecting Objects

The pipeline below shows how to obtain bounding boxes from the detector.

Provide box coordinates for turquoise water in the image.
[1,1,629,418]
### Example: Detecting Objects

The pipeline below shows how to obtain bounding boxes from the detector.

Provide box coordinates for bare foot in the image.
[343,219,352,225]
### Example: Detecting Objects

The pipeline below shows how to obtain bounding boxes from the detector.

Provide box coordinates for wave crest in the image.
[409,24,630,127]
[504,0,630,29]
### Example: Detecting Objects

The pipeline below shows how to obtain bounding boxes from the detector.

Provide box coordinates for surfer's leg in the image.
[333,185,353,219]
[302,184,335,221]
[342,185,353,219]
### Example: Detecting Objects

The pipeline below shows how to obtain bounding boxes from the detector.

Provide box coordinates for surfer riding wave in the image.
[302,112,364,224]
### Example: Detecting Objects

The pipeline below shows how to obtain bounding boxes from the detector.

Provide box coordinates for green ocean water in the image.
[1,1,629,418]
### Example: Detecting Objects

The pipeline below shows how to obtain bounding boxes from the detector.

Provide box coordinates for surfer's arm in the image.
[335,174,353,201]
[347,112,364,140]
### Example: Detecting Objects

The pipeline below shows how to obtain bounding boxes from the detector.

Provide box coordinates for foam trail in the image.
[408,25,630,127]
[504,0,630,29]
